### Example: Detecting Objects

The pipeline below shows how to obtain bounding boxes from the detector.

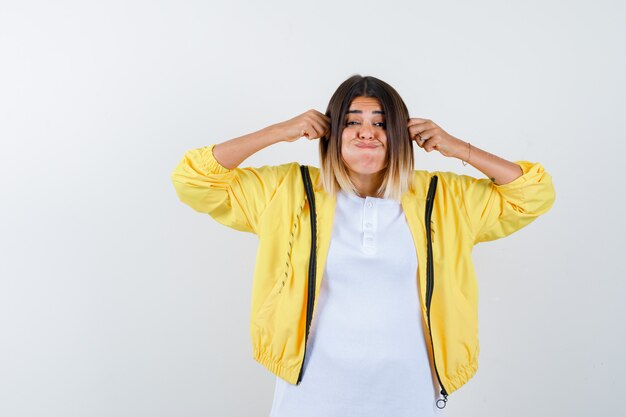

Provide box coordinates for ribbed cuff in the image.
[201,144,233,175]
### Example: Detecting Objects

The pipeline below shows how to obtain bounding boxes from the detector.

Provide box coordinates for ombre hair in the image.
[318,75,415,201]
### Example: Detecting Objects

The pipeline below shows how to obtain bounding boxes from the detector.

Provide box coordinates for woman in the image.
[171,75,555,416]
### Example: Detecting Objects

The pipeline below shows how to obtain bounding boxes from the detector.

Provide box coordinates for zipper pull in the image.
[436,390,448,409]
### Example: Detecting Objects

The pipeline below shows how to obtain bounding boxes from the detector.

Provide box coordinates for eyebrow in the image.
[347,109,385,115]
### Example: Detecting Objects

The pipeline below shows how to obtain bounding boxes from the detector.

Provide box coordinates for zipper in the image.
[297,165,317,385]
[294,168,448,406]
[425,175,449,409]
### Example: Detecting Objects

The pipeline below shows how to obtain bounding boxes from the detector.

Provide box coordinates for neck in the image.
[349,170,384,198]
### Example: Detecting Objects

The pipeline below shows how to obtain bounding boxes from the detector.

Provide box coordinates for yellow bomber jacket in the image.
[171,144,555,401]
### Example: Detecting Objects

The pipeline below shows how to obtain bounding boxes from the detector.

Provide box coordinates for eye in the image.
[344,120,386,128]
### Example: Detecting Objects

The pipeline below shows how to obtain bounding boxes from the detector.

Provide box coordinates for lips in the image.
[355,142,380,148]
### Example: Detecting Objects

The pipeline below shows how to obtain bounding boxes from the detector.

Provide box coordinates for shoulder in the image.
[401,168,486,204]
[425,168,481,192]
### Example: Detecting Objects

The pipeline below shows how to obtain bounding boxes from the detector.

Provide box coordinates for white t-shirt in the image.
[268,190,443,417]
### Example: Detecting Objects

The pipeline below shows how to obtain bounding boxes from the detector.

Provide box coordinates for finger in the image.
[319,123,331,140]
[310,110,331,127]
[305,123,321,139]
[310,110,328,120]
[305,112,324,128]
[416,126,444,142]
[419,127,440,137]
[423,138,440,152]
[412,129,426,140]
[418,141,434,152]
[311,109,327,118]
[312,113,331,131]
[301,125,313,139]
[413,134,425,145]
[315,116,331,138]
[302,119,327,140]
[417,130,438,147]
[323,123,332,139]
[309,121,325,139]
[315,120,330,136]
[407,118,430,128]
[306,109,322,118]
[410,128,428,144]
[408,122,432,138]
[320,114,331,128]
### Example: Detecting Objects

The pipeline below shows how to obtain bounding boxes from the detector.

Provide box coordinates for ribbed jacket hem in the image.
[253,348,302,385]
[442,357,479,395]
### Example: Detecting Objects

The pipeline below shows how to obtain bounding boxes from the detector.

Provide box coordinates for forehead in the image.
[347,96,384,114]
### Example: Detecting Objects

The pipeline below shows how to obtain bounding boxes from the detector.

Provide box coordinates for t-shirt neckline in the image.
[339,190,399,205]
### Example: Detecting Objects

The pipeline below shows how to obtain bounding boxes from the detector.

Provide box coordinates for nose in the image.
[358,123,374,140]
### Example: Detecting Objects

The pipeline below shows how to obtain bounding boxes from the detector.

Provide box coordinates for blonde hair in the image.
[318,75,415,201]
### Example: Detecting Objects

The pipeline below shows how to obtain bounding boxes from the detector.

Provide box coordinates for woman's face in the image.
[340,96,388,177]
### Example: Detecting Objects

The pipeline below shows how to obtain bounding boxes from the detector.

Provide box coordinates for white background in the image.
[1,0,624,416]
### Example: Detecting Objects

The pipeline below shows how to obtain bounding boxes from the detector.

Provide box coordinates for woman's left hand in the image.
[407,118,469,160]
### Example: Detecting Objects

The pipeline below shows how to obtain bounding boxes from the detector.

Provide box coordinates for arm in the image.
[454,142,523,185]
[407,118,555,242]
[171,110,330,234]
[407,117,523,185]
[211,124,284,169]
[213,109,331,169]
[441,161,555,243]
[171,143,288,234]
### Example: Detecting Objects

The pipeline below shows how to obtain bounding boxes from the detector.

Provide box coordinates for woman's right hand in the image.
[273,109,331,142]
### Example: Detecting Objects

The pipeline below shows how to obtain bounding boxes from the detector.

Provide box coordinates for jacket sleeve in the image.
[171,144,293,234]
[445,161,556,244]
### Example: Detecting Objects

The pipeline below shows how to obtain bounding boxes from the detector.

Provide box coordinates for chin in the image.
[346,163,386,176]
